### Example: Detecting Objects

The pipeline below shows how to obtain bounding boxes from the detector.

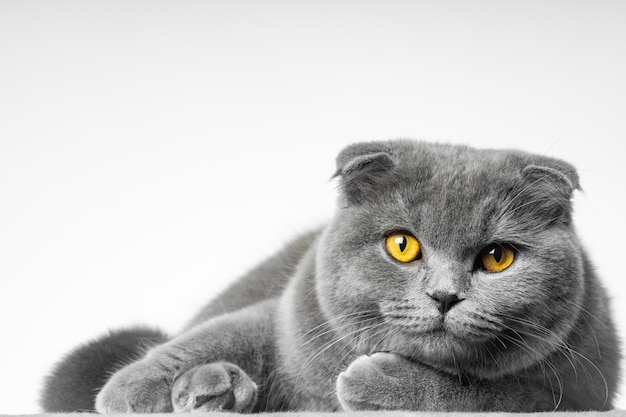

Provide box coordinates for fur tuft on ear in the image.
[334,142,396,205]
[523,157,580,191]
[517,159,580,224]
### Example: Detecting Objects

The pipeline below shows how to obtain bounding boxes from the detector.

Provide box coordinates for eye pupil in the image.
[397,236,407,252]
[491,247,503,263]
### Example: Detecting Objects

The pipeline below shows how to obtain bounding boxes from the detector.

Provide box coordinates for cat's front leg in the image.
[96,300,275,413]
[336,352,542,412]
[96,360,258,413]
[95,358,175,413]
[336,353,421,411]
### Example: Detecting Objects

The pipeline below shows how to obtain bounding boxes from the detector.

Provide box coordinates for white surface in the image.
[1,1,625,413]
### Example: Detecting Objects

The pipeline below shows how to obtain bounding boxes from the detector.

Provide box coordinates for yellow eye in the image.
[385,233,421,263]
[480,244,515,272]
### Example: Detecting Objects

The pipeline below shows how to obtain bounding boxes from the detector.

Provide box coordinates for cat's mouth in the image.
[372,311,498,364]
[380,310,472,339]
[346,307,523,376]
[370,299,513,372]
[378,299,498,343]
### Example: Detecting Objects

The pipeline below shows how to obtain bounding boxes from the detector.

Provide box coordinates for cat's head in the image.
[316,139,584,377]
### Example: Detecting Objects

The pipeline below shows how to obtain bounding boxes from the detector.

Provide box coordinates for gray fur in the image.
[95,140,621,412]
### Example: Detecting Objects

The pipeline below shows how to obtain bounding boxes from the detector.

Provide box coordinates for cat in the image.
[41,139,621,413]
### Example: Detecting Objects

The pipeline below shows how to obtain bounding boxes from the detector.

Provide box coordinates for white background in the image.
[1,1,625,413]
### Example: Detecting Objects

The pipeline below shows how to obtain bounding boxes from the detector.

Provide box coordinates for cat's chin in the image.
[399,332,539,378]
[372,328,502,375]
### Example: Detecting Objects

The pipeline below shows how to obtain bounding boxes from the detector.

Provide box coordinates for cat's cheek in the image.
[316,250,388,318]
[472,256,531,304]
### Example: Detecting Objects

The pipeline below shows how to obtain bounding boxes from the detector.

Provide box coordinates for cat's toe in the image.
[171,362,257,413]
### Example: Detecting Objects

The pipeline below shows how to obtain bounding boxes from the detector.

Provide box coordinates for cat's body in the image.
[42,140,621,413]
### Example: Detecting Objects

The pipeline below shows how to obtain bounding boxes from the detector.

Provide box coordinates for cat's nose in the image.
[428,291,463,315]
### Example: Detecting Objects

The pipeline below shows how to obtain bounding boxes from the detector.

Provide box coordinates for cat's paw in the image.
[95,360,173,413]
[171,362,257,413]
[336,352,416,411]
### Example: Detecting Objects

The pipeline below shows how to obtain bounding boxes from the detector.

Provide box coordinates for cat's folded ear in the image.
[334,142,397,205]
[519,157,580,222]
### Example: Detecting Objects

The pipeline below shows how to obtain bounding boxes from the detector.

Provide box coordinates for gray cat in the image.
[42,140,621,412]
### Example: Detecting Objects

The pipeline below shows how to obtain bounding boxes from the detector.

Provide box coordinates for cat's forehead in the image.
[391,142,523,198]
[336,140,578,250]
[400,141,517,172]
[391,153,512,247]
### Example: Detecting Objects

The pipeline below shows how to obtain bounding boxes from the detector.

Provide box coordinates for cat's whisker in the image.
[450,350,462,384]
[263,368,282,411]
[295,309,380,345]
[513,326,609,409]
[500,314,583,362]
[498,332,564,410]
[497,332,541,362]
[292,312,385,377]
[498,176,547,213]
[274,310,384,395]
[480,340,499,371]
[508,196,571,216]
[369,324,391,351]
[293,314,382,357]
[562,299,606,326]
[496,311,610,410]
[497,313,580,376]
[543,359,565,411]
[295,321,384,385]
[495,334,508,350]
[333,321,392,379]
[562,299,603,358]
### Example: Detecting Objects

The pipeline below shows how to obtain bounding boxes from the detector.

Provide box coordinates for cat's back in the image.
[183,230,321,330]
